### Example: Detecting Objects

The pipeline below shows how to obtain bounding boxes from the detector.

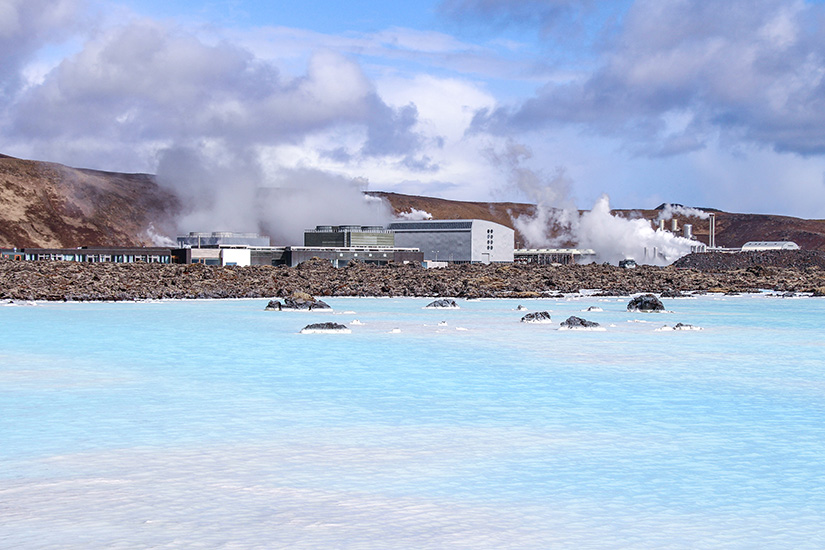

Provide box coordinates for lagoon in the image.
[2,295,824,548]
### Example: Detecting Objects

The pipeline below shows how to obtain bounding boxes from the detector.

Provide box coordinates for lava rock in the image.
[300,322,350,333]
[424,299,458,309]
[275,291,331,310]
[660,289,684,298]
[627,294,665,312]
[521,311,552,323]
[560,316,600,328]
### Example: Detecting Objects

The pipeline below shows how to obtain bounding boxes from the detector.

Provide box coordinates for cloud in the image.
[0,0,84,98]
[473,0,825,157]
[5,19,426,170]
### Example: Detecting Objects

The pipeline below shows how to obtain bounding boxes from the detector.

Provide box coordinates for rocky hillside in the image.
[2,153,825,252]
[0,154,178,248]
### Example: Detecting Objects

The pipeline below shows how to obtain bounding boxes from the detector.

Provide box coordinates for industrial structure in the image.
[12,247,178,264]
[741,241,800,251]
[303,225,394,248]
[177,232,271,248]
[514,248,596,265]
[387,219,514,264]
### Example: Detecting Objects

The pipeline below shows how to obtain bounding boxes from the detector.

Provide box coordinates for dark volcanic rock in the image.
[283,291,331,310]
[628,294,665,312]
[3,257,825,301]
[521,311,552,323]
[560,316,600,328]
[425,299,458,309]
[660,289,684,298]
[300,322,349,333]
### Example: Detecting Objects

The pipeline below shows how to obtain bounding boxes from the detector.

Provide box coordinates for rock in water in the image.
[560,316,600,328]
[424,299,459,309]
[267,291,331,311]
[627,294,665,312]
[521,311,552,323]
[300,322,350,334]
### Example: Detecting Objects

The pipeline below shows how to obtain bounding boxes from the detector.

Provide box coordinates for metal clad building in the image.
[741,241,800,251]
[304,225,395,248]
[387,219,514,263]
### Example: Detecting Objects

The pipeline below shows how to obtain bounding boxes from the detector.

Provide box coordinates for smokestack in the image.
[708,213,716,248]
[671,219,678,232]
[683,224,693,240]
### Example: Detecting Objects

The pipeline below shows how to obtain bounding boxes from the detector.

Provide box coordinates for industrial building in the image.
[16,247,177,263]
[177,232,271,248]
[304,225,395,248]
[386,219,514,264]
[186,244,421,267]
[741,241,800,252]
[514,248,596,265]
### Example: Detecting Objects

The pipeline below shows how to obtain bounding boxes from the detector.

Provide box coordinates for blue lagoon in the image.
[2,294,824,548]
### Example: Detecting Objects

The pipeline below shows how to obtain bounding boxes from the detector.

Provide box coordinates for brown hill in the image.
[376,192,825,251]
[0,154,178,248]
[2,154,824,252]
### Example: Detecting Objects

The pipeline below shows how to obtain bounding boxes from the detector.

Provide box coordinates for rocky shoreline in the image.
[2,251,825,301]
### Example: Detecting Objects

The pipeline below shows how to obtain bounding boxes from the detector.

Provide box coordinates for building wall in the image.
[289,247,423,267]
[220,248,251,266]
[178,232,270,247]
[21,248,174,263]
[396,231,470,262]
[304,227,395,248]
[471,220,514,263]
[349,232,395,247]
[304,232,346,248]
[388,220,514,263]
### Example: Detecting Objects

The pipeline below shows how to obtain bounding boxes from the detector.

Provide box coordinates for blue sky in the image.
[2,0,825,222]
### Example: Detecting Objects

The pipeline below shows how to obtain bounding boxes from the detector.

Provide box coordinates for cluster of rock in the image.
[559,316,601,329]
[2,255,825,301]
[266,291,331,311]
[300,322,350,334]
[673,250,825,271]
[521,311,552,323]
[424,299,459,309]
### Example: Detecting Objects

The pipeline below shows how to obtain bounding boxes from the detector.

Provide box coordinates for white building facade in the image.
[387,219,514,264]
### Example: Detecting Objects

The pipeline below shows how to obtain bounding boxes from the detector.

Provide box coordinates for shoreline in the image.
[2,252,824,302]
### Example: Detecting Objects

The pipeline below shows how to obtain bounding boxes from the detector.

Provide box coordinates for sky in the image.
[2,0,825,223]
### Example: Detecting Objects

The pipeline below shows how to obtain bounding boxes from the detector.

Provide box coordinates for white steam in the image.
[395,208,433,220]
[492,142,698,265]
[656,203,710,221]
[567,195,698,265]
[156,144,393,246]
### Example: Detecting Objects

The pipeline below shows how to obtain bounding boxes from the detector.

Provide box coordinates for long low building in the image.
[13,247,178,264]
[189,245,423,267]
[514,248,597,265]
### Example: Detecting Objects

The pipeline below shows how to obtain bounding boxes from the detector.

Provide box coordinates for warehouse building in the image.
[304,225,394,248]
[386,219,514,264]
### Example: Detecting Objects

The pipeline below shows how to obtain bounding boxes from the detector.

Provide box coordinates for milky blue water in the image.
[2,294,824,549]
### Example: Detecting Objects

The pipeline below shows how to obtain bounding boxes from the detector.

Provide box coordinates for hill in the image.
[376,192,825,251]
[2,153,825,252]
[0,154,178,248]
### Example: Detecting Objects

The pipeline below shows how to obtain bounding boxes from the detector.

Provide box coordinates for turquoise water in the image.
[2,295,824,548]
